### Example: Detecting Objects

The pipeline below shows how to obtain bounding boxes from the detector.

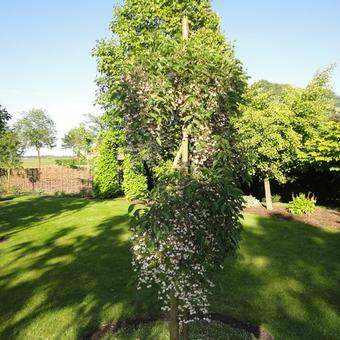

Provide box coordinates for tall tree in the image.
[0,131,23,191]
[0,105,11,133]
[14,109,56,169]
[234,83,301,209]
[95,1,247,339]
[235,69,337,209]
[62,125,94,165]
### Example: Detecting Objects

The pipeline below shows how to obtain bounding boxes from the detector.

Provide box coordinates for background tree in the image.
[0,131,23,191]
[15,109,56,169]
[62,125,94,166]
[95,1,247,339]
[0,105,11,133]
[234,83,301,209]
[236,69,337,208]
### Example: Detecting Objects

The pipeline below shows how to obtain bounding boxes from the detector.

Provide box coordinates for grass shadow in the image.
[0,197,159,340]
[212,214,340,339]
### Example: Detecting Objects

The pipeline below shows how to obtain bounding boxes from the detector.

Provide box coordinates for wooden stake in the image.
[181,16,189,174]
[182,16,189,40]
[182,130,189,174]
[172,143,183,169]
[181,16,190,340]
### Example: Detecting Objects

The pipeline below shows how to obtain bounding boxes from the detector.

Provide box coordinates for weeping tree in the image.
[95,1,247,339]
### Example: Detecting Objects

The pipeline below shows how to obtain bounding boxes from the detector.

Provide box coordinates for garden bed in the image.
[244,206,340,230]
[87,312,273,340]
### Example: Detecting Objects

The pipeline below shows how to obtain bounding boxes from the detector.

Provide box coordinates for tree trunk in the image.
[181,310,189,340]
[169,291,179,340]
[7,169,11,192]
[264,178,273,210]
[37,148,41,169]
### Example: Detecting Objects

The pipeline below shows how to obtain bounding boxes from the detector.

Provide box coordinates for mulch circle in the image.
[243,206,340,230]
[85,312,273,340]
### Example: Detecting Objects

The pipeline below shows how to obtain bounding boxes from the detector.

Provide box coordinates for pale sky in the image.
[1,0,339,156]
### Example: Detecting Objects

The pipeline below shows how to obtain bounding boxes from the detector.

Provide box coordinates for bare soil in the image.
[244,206,340,230]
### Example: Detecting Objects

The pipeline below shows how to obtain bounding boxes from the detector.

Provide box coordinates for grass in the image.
[21,156,72,168]
[0,196,339,339]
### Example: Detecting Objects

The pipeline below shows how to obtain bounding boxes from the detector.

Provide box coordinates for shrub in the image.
[288,193,316,215]
[243,195,262,208]
[262,194,281,204]
[123,154,148,200]
[93,130,124,198]
[55,159,84,169]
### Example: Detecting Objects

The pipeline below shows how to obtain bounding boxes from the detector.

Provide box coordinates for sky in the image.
[1,0,339,156]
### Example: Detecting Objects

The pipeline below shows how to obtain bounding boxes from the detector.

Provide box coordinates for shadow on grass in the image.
[1,199,339,340]
[0,196,91,236]
[0,197,159,340]
[212,215,340,339]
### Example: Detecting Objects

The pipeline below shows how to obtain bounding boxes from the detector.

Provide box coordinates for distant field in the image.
[21,157,72,168]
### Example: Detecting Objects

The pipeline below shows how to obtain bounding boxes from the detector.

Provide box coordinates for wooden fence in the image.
[0,167,93,194]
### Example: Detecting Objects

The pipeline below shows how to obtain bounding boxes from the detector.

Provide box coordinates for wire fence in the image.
[0,167,93,195]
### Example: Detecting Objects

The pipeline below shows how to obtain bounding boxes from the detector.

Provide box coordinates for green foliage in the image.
[235,68,337,183]
[0,131,23,170]
[122,154,148,200]
[14,109,56,155]
[288,193,316,215]
[302,121,340,171]
[94,0,247,164]
[285,67,336,144]
[152,159,173,180]
[131,158,244,320]
[0,105,11,132]
[55,159,83,169]
[62,125,95,160]
[93,130,124,198]
[234,83,301,183]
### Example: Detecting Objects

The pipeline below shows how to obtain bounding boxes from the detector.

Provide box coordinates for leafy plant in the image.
[122,154,148,200]
[93,130,124,198]
[243,195,262,208]
[131,168,243,326]
[288,193,316,215]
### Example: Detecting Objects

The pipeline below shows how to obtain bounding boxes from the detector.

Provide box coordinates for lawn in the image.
[21,156,72,168]
[0,196,339,339]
